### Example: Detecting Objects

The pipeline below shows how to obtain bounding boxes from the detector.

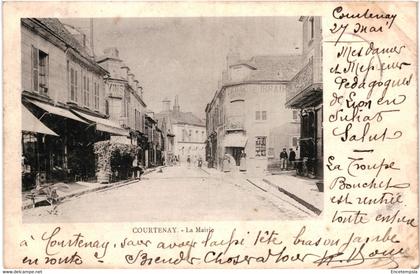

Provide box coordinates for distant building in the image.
[285,16,323,178]
[205,52,301,174]
[156,96,206,163]
[156,99,176,165]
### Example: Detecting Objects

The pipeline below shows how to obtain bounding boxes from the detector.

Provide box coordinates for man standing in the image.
[288,148,296,170]
[280,148,288,171]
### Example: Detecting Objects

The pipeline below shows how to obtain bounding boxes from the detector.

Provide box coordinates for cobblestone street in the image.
[23,166,313,222]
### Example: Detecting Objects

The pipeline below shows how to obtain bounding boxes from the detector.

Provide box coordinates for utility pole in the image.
[90,18,95,58]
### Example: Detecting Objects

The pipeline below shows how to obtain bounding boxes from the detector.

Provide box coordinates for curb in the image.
[262,178,322,215]
[22,167,158,210]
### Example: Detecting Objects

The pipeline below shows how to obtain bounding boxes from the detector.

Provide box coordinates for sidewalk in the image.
[22,167,157,210]
[262,174,323,215]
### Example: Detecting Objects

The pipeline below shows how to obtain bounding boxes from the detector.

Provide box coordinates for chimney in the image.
[222,70,228,84]
[90,18,95,57]
[120,64,130,81]
[128,73,135,88]
[226,50,240,68]
[173,95,180,113]
[134,79,139,93]
[162,98,171,112]
[138,86,143,99]
[104,47,119,59]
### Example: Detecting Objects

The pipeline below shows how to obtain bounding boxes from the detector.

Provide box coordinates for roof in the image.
[25,18,106,74]
[231,55,302,81]
[156,110,205,127]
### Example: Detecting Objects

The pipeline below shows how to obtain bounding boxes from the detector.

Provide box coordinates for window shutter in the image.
[31,46,38,92]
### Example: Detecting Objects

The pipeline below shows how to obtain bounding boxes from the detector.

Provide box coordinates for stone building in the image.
[96,47,148,164]
[205,53,301,174]
[21,18,128,188]
[285,16,323,178]
[156,96,206,164]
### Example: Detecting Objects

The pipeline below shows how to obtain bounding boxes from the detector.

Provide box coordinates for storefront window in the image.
[255,136,267,157]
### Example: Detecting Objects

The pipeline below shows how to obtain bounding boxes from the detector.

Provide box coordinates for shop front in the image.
[286,86,323,178]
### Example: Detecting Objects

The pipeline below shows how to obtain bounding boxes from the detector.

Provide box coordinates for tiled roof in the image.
[29,18,102,71]
[233,55,302,81]
[156,110,205,127]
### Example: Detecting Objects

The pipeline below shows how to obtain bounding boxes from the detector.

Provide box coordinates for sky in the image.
[61,17,303,120]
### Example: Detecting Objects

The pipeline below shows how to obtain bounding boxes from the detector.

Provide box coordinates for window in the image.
[83,73,90,107]
[292,110,299,121]
[256,110,267,120]
[292,136,299,147]
[255,136,267,157]
[69,67,78,102]
[134,110,142,131]
[31,46,49,95]
[309,17,315,41]
[94,82,99,110]
[182,129,186,142]
[261,111,267,120]
[105,100,109,115]
[86,77,90,106]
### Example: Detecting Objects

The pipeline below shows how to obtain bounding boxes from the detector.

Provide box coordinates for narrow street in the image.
[23,166,312,222]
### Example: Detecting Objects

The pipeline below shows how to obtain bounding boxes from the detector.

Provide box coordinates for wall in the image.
[22,25,106,115]
[173,123,206,162]
[215,83,299,173]
[21,26,66,103]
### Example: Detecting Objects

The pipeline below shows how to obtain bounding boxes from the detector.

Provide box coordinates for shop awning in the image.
[223,133,248,147]
[29,100,87,123]
[72,110,130,136]
[22,105,58,136]
[286,83,322,109]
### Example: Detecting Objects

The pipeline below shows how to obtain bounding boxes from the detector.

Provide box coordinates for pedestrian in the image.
[132,156,142,179]
[280,148,288,171]
[223,154,230,172]
[288,148,296,170]
[239,150,247,172]
[187,155,191,168]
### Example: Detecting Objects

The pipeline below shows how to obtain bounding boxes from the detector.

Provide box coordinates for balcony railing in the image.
[286,58,322,103]
[226,115,245,131]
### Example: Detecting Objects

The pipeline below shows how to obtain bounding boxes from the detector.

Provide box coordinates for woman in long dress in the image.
[222,154,230,172]
[239,150,247,172]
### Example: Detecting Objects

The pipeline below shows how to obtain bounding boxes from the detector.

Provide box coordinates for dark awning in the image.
[72,110,129,136]
[22,104,58,136]
[286,83,322,109]
[28,99,87,123]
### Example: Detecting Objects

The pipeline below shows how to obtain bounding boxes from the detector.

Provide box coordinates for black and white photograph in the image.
[20,16,323,222]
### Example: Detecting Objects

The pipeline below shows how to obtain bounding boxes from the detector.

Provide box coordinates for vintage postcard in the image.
[2,1,418,270]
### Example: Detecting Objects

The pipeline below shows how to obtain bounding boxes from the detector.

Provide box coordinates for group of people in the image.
[186,155,203,168]
[279,147,296,171]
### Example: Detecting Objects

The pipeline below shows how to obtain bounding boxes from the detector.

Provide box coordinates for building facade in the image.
[97,47,148,164]
[156,96,206,164]
[285,16,323,178]
[206,53,301,174]
[21,18,129,188]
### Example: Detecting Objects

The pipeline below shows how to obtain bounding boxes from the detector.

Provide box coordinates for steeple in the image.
[173,95,180,113]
